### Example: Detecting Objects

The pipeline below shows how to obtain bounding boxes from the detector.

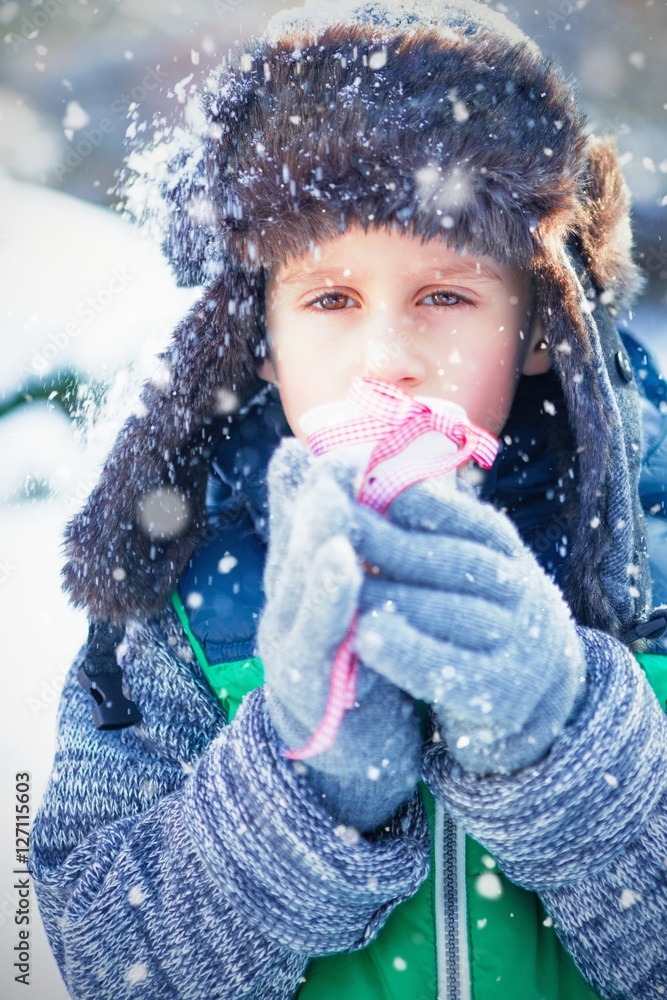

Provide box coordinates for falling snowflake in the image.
[62,100,90,132]
[139,778,158,801]
[215,388,240,415]
[415,161,472,216]
[619,888,642,910]
[137,488,191,540]
[334,824,361,846]
[448,89,469,123]
[218,553,238,574]
[369,47,388,70]
[125,962,149,985]
[128,885,146,907]
[149,359,171,391]
[475,873,503,900]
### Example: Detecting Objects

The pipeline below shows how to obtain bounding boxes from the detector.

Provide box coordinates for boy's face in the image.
[258,225,551,444]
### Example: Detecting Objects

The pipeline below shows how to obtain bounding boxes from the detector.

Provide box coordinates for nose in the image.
[361,319,427,389]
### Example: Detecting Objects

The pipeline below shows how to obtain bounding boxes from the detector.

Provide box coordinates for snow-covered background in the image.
[0,0,665,996]
[0,176,201,998]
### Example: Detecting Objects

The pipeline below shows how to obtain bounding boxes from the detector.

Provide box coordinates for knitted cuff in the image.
[537,785,667,998]
[180,685,429,955]
[424,627,667,889]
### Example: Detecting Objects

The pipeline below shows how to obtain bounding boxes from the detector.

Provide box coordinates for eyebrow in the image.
[277,259,504,288]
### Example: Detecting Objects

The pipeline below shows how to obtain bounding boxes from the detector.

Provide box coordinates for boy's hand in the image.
[257,438,423,830]
[352,477,587,775]
[258,438,362,730]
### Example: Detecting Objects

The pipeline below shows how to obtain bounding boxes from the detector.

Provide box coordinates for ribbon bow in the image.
[283,376,500,762]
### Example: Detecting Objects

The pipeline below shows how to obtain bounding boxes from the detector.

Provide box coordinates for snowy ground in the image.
[1,175,665,998]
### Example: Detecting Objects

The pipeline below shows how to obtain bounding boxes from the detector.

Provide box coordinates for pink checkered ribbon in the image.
[282,376,500,762]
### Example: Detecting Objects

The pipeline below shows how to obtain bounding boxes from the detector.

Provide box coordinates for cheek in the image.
[454,337,521,435]
[272,320,354,395]
[269,339,337,440]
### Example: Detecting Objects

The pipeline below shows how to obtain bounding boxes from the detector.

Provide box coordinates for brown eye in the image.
[312,292,352,310]
[425,290,463,307]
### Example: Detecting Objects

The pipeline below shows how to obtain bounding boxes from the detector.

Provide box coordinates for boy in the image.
[31,1,667,997]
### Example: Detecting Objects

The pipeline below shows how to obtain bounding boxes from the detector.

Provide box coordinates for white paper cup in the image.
[298,394,467,495]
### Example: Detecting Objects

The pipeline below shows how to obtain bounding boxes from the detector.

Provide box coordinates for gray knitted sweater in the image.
[30,585,667,998]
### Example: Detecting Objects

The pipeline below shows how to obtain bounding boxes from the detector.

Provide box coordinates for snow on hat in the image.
[63,0,651,646]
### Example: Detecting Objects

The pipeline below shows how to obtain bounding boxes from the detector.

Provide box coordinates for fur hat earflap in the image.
[62,262,268,622]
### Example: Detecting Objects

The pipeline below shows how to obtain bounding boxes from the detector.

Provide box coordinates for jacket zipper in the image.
[434,800,471,1000]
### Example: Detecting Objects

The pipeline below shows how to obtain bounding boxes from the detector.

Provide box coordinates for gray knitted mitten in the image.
[257,438,423,833]
[351,474,587,775]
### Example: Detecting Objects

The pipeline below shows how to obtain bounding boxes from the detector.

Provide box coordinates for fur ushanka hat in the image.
[65,0,663,716]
